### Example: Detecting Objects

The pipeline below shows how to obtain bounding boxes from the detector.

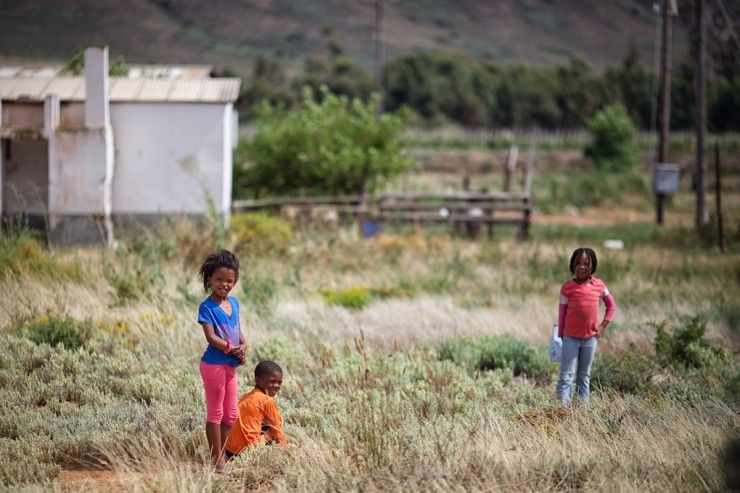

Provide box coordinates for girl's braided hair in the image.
[569,247,598,275]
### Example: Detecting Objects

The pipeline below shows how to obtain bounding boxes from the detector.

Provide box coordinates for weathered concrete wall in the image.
[1,138,48,217]
[109,102,234,217]
[47,128,113,244]
[0,102,44,128]
[60,103,85,128]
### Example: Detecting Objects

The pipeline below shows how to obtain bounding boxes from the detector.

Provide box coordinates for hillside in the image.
[0,0,688,77]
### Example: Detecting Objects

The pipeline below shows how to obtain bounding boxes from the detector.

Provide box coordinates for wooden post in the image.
[715,143,725,253]
[503,145,518,192]
[374,0,385,117]
[695,0,708,227]
[656,0,675,225]
[522,142,534,193]
[658,0,674,165]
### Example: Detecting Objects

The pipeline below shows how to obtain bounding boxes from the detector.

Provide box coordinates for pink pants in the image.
[199,361,238,425]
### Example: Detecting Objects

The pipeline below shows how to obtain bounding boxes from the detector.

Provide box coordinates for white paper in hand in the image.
[549,325,562,362]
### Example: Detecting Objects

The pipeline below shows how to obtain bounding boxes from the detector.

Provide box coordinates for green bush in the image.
[439,334,552,381]
[22,316,93,350]
[584,103,639,172]
[320,285,410,310]
[235,88,411,197]
[0,333,204,485]
[321,286,375,310]
[654,316,731,368]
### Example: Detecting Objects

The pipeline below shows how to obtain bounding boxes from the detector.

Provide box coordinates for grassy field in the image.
[0,184,738,492]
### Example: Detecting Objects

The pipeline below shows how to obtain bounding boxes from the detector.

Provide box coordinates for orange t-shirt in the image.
[225,388,287,455]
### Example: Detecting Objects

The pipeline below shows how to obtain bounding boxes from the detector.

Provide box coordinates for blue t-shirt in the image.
[198,296,241,366]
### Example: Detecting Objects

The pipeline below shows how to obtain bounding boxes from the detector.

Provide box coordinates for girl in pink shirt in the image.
[556,247,616,406]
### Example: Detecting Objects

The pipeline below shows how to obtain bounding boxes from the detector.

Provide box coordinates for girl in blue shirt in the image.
[197,250,246,474]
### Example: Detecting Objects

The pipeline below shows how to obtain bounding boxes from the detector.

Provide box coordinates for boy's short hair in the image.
[255,360,283,378]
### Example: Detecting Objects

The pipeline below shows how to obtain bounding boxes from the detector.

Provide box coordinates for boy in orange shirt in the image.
[225,360,288,458]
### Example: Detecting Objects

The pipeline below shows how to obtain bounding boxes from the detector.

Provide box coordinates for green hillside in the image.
[0,0,688,76]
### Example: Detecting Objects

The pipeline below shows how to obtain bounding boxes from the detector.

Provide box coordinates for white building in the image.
[0,47,241,244]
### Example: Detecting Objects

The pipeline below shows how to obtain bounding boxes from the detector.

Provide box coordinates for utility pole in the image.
[695,0,708,227]
[374,0,385,117]
[656,0,677,225]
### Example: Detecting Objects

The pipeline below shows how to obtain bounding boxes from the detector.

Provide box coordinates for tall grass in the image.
[0,219,737,491]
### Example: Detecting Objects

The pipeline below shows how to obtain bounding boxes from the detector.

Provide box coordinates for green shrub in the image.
[584,103,638,172]
[22,316,93,350]
[0,333,204,485]
[0,438,61,486]
[439,334,552,381]
[654,316,731,368]
[230,212,293,257]
[321,286,375,310]
[320,285,410,310]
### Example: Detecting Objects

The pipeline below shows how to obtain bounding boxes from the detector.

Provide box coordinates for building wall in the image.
[60,103,85,128]
[109,102,234,217]
[1,102,44,128]
[1,138,48,218]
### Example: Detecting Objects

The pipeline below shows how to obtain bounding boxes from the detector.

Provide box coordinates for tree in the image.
[554,58,599,128]
[234,88,410,198]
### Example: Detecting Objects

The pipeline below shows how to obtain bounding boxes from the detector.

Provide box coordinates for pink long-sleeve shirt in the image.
[558,277,616,338]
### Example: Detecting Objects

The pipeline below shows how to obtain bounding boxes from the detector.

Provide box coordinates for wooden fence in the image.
[232,146,533,240]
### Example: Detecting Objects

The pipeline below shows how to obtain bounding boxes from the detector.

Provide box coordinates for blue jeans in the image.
[556,336,598,406]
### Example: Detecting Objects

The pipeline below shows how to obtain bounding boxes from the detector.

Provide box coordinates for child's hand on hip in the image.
[595,322,608,338]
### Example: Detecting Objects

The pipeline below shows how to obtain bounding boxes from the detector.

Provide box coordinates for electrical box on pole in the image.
[654,163,680,224]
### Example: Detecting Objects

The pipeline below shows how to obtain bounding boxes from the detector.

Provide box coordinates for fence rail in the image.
[232,145,534,239]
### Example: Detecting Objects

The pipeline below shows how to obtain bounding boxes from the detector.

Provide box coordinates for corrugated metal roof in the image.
[0,76,241,103]
[44,77,85,100]
[167,79,203,101]
[108,78,143,101]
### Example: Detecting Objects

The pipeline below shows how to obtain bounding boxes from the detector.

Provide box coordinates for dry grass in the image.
[0,219,738,492]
